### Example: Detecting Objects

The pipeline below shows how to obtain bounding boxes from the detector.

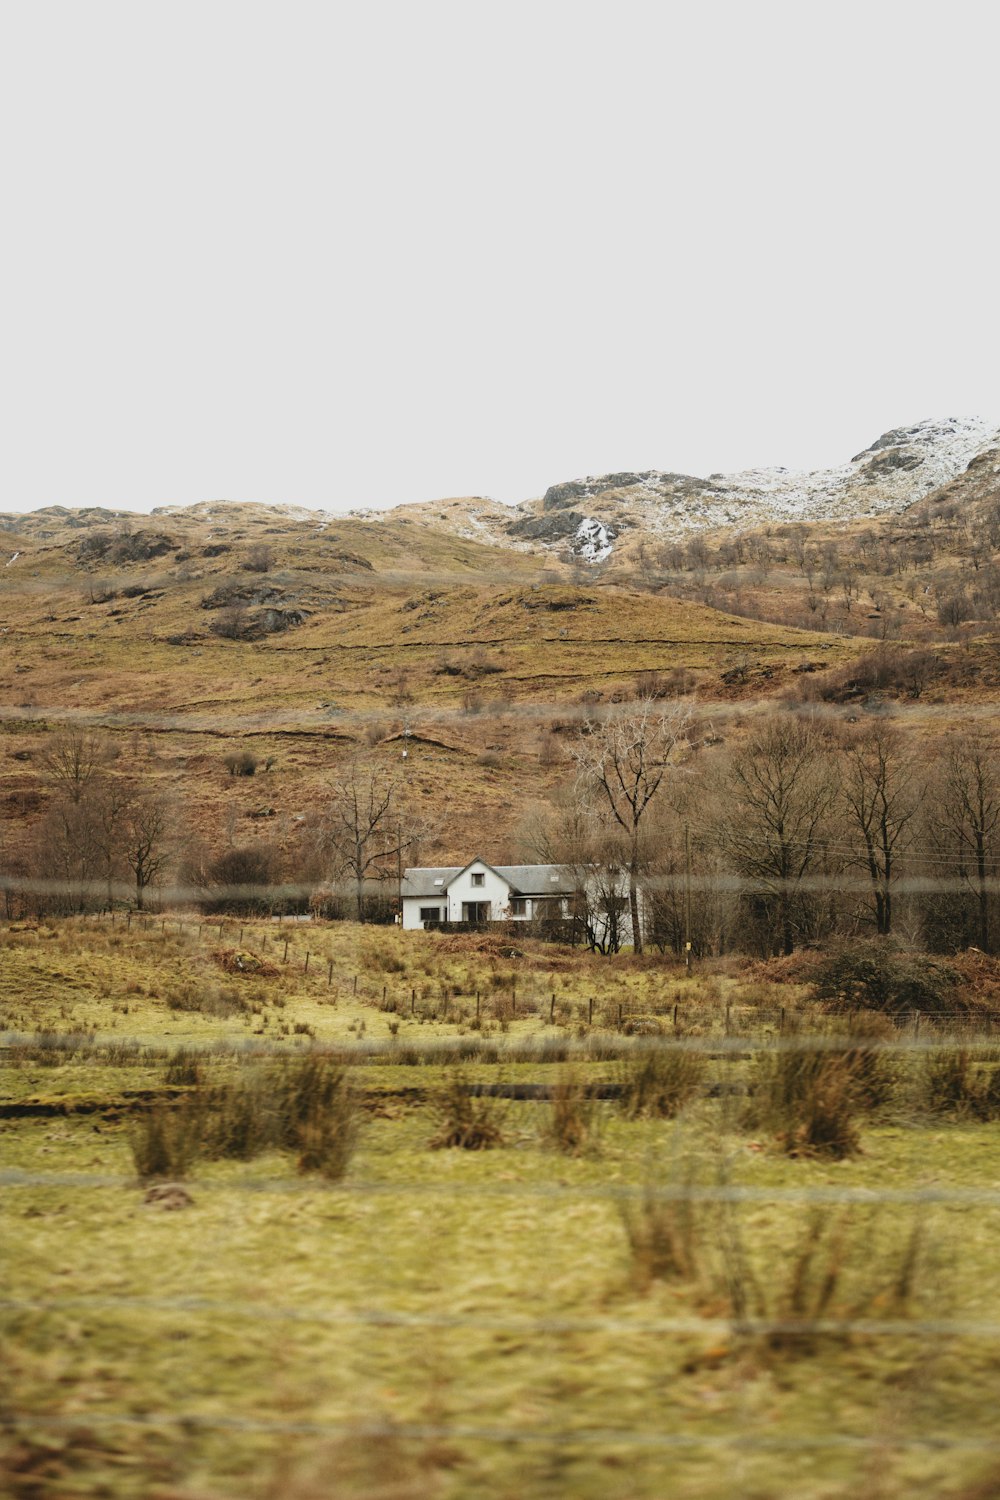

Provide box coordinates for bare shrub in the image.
[244,544,275,573]
[164,982,249,1018]
[214,947,280,978]
[224,750,258,777]
[363,721,389,748]
[537,731,563,767]
[813,940,959,1016]
[212,604,253,639]
[203,843,280,915]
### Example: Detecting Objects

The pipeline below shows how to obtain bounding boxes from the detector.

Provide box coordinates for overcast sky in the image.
[1,0,997,515]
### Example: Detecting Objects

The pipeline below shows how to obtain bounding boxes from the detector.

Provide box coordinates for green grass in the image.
[5,1105,1000,1498]
[5,919,1000,1498]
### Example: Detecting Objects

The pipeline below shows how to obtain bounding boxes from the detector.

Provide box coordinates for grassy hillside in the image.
[0,503,866,864]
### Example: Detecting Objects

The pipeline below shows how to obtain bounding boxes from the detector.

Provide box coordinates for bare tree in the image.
[32,795,102,912]
[516,791,628,953]
[323,764,428,922]
[120,784,172,909]
[88,775,133,906]
[571,699,689,954]
[838,721,918,936]
[721,714,836,956]
[933,732,1000,951]
[39,728,115,804]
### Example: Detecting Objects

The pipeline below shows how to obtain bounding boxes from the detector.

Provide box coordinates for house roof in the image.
[402,862,578,900]
[498,864,578,896]
[401,867,463,899]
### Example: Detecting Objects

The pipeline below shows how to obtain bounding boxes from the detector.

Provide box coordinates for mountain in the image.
[1,415,999,866]
[429,415,1000,563]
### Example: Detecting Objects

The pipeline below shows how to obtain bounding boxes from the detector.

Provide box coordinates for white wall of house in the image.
[445,862,512,923]
[401,896,446,931]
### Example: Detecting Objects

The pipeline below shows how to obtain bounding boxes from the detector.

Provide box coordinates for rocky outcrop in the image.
[506,509,587,541]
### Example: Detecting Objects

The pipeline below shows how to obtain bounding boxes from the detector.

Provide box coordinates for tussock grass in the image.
[429,1073,507,1149]
[163,1047,204,1086]
[542,1069,598,1155]
[130,1053,359,1180]
[919,1048,1000,1120]
[619,1046,706,1119]
[129,1103,202,1180]
[726,1207,925,1358]
[622,1182,706,1290]
[745,1043,863,1158]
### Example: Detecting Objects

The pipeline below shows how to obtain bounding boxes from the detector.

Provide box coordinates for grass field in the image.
[4,919,1000,1498]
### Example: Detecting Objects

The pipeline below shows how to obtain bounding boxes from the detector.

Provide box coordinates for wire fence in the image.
[6,906,1000,1038]
[8,1410,1000,1455]
[7,915,1000,1486]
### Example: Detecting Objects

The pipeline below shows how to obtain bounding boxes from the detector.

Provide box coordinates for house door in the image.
[462,902,491,923]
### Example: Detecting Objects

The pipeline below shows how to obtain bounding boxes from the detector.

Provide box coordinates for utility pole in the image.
[684,822,692,969]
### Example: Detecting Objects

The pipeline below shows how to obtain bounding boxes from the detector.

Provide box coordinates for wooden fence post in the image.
[550,993,555,1023]
[282,938,289,964]
[588,997,594,1026]
[304,951,310,975]
[327,958,334,987]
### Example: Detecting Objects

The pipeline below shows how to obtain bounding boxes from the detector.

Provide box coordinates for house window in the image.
[419,907,442,924]
[510,898,528,917]
[471,872,485,887]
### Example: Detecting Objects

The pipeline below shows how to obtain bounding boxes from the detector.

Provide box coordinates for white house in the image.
[401,859,578,931]
[400,857,639,949]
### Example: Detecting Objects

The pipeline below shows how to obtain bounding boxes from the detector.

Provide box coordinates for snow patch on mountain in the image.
[539,417,1000,545]
[573,518,614,562]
